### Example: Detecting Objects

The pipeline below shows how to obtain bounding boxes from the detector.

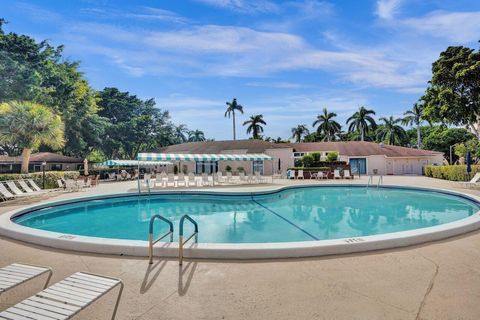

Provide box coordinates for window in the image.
[51,163,62,171]
[195,161,218,174]
[252,160,264,174]
[33,165,41,172]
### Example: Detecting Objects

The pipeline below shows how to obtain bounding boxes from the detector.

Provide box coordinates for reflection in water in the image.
[314,207,343,238]
[293,205,313,221]
[245,210,267,231]
[347,208,379,236]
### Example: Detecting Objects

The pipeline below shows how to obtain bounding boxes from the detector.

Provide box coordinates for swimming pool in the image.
[2,185,480,259]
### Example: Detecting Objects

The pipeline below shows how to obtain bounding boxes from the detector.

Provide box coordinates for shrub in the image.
[326,152,338,162]
[301,154,314,167]
[225,165,232,172]
[0,171,80,189]
[237,166,244,172]
[310,152,321,163]
[173,165,178,174]
[424,165,480,181]
[182,165,188,174]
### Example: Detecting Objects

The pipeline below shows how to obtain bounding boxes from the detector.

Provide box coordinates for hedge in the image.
[424,165,480,181]
[0,171,80,189]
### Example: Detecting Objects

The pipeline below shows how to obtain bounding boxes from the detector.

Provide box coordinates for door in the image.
[386,160,393,175]
[349,158,366,175]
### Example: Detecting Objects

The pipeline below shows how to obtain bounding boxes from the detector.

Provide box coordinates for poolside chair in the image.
[254,171,265,183]
[27,179,43,192]
[57,179,65,189]
[315,172,325,180]
[0,263,52,297]
[297,170,304,180]
[0,183,18,200]
[166,174,176,187]
[177,173,187,187]
[18,180,48,195]
[216,172,225,183]
[343,169,353,179]
[0,271,123,320]
[461,172,480,188]
[64,179,80,191]
[201,173,211,186]
[226,171,233,183]
[6,181,29,197]
[238,172,248,184]
[334,170,342,179]
[188,172,197,187]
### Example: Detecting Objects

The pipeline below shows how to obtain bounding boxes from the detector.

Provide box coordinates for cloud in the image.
[245,81,307,89]
[80,6,189,24]
[375,0,403,20]
[194,0,280,14]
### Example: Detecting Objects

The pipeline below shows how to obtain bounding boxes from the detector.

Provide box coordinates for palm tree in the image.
[225,98,244,140]
[291,124,310,142]
[243,114,266,139]
[376,116,407,145]
[402,103,424,148]
[188,129,206,142]
[0,101,64,173]
[175,124,189,143]
[346,106,376,141]
[312,108,341,142]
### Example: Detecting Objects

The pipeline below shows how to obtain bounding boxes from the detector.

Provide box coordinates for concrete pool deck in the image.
[1,176,480,319]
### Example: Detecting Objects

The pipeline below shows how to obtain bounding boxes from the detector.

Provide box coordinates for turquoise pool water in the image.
[14,187,480,243]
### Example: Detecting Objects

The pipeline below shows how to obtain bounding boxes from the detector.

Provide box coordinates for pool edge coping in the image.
[1,183,480,260]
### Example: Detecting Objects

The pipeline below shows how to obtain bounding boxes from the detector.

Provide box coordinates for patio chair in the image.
[166,174,176,187]
[27,179,43,192]
[334,170,342,179]
[18,180,48,195]
[255,171,265,183]
[461,172,480,188]
[0,183,18,200]
[57,179,65,189]
[343,170,353,179]
[238,172,248,184]
[246,173,255,184]
[177,173,187,187]
[0,271,123,320]
[297,170,304,180]
[0,263,52,296]
[216,171,225,183]
[201,173,211,186]
[65,179,80,191]
[188,172,197,187]
[6,181,29,197]
[226,171,233,183]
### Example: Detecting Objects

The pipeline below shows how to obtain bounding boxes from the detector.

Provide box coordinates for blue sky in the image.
[1,0,480,140]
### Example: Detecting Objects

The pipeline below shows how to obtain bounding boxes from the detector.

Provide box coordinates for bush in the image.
[173,165,178,174]
[0,171,80,189]
[301,154,314,167]
[237,166,244,172]
[287,167,330,171]
[182,165,188,174]
[424,165,480,181]
[225,165,232,172]
[326,152,338,162]
[310,152,321,163]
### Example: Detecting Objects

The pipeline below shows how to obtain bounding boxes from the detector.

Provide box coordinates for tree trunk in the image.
[21,148,32,174]
[232,111,236,140]
[361,130,364,141]
[417,125,422,149]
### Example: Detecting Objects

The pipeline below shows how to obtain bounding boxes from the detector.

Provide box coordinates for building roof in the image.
[158,140,291,154]
[290,141,443,157]
[0,152,84,163]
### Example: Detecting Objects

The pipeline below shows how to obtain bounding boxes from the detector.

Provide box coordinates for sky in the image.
[1,0,480,140]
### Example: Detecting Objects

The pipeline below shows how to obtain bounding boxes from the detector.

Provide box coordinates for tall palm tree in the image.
[224,98,244,140]
[376,116,407,145]
[312,108,341,142]
[346,106,376,141]
[243,115,266,139]
[402,103,424,148]
[175,124,189,143]
[0,101,64,173]
[291,124,310,143]
[188,129,206,142]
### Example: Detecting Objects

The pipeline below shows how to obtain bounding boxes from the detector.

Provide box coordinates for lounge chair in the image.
[177,173,187,187]
[0,263,52,296]
[344,170,353,179]
[316,172,327,180]
[297,170,304,180]
[0,183,18,200]
[216,172,225,183]
[188,173,197,187]
[166,174,176,187]
[0,272,123,320]
[201,173,211,186]
[254,171,265,183]
[461,172,480,188]
[6,181,28,196]
[238,172,247,184]
[334,170,342,179]
[27,179,43,192]
[18,180,48,195]
[57,179,65,189]
[246,173,255,184]
[64,179,80,191]
[226,171,233,183]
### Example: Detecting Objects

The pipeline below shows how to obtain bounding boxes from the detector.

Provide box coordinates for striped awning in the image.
[99,160,172,166]
[137,153,273,161]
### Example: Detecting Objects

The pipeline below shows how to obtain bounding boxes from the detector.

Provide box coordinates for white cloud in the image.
[194,0,280,14]
[375,0,403,20]
[245,81,306,89]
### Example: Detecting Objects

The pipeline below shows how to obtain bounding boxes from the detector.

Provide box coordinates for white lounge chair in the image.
[187,173,197,187]
[254,171,265,183]
[177,173,187,187]
[344,169,353,179]
[6,181,28,196]
[18,180,48,194]
[297,170,304,180]
[27,179,43,192]
[165,174,176,187]
[201,173,211,186]
[0,272,123,320]
[315,172,326,180]
[226,171,233,183]
[0,183,16,200]
[0,263,52,296]
[460,172,480,188]
[334,170,341,179]
[64,179,80,191]
[57,179,65,189]
[216,172,225,183]
[238,172,247,184]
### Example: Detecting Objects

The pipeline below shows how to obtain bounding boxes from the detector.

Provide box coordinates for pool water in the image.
[14,187,479,243]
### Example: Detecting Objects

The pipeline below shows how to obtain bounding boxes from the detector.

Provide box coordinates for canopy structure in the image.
[99,159,172,166]
[137,153,273,161]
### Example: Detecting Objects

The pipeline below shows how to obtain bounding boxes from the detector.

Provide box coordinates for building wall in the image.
[265,148,294,174]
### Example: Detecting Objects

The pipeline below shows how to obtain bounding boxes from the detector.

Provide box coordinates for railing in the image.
[148,215,174,264]
[179,215,199,266]
[367,175,383,188]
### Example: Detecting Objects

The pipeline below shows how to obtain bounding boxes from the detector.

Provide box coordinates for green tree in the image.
[423,127,475,163]
[291,124,310,142]
[243,114,266,139]
[402,103,425,148]
[346,106,376,141]
[312,108,341,142]
[188,129,206,142]
[0,101,64,173]
[225,98,244,140]
[422,45,480,137]
[376,116,407,145]
[175,124,189,143]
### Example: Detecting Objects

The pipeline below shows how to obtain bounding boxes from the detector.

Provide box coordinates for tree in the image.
[225,98,244,140]
[402,103,425,148]
[422,45,480,137]
[243,114,266,139]
[376,116,407,145]
[346,106,376,141]
[312,108,341,142]
[291,124,310,142]
[0,101,64,173]
[188,129,206,142]
[423,127,475,163]
[175,124,189,143]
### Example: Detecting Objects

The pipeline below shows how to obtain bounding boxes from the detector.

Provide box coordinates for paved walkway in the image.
[1,176,480,319]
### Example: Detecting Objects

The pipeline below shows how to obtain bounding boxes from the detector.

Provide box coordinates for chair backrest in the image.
[344,170,351,177]
[57,179,64,188]
[255,171,261,177]
[168,173,175,181]
[317,171,324,177]
[160,171,167,178]
[28,179,42,191]
[469,172,480,183]
[298,170,303,177]
[178,173,185,180]
[188,172,195,179]
[202,173,208,181]
[0,183,15,199]
[6,181,24,195]
[227,171,232,178]
[18,180,34,193]
[239,172,246,180]
[334,169,341,177]
[217,171,223,178]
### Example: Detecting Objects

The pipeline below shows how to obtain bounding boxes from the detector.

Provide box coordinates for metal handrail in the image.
[148,215,174,264]
[377,175,383,187]
[179,214,199,265]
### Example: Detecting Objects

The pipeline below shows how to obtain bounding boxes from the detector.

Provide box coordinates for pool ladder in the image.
[367,175,383,188]
[148,214,199,265]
